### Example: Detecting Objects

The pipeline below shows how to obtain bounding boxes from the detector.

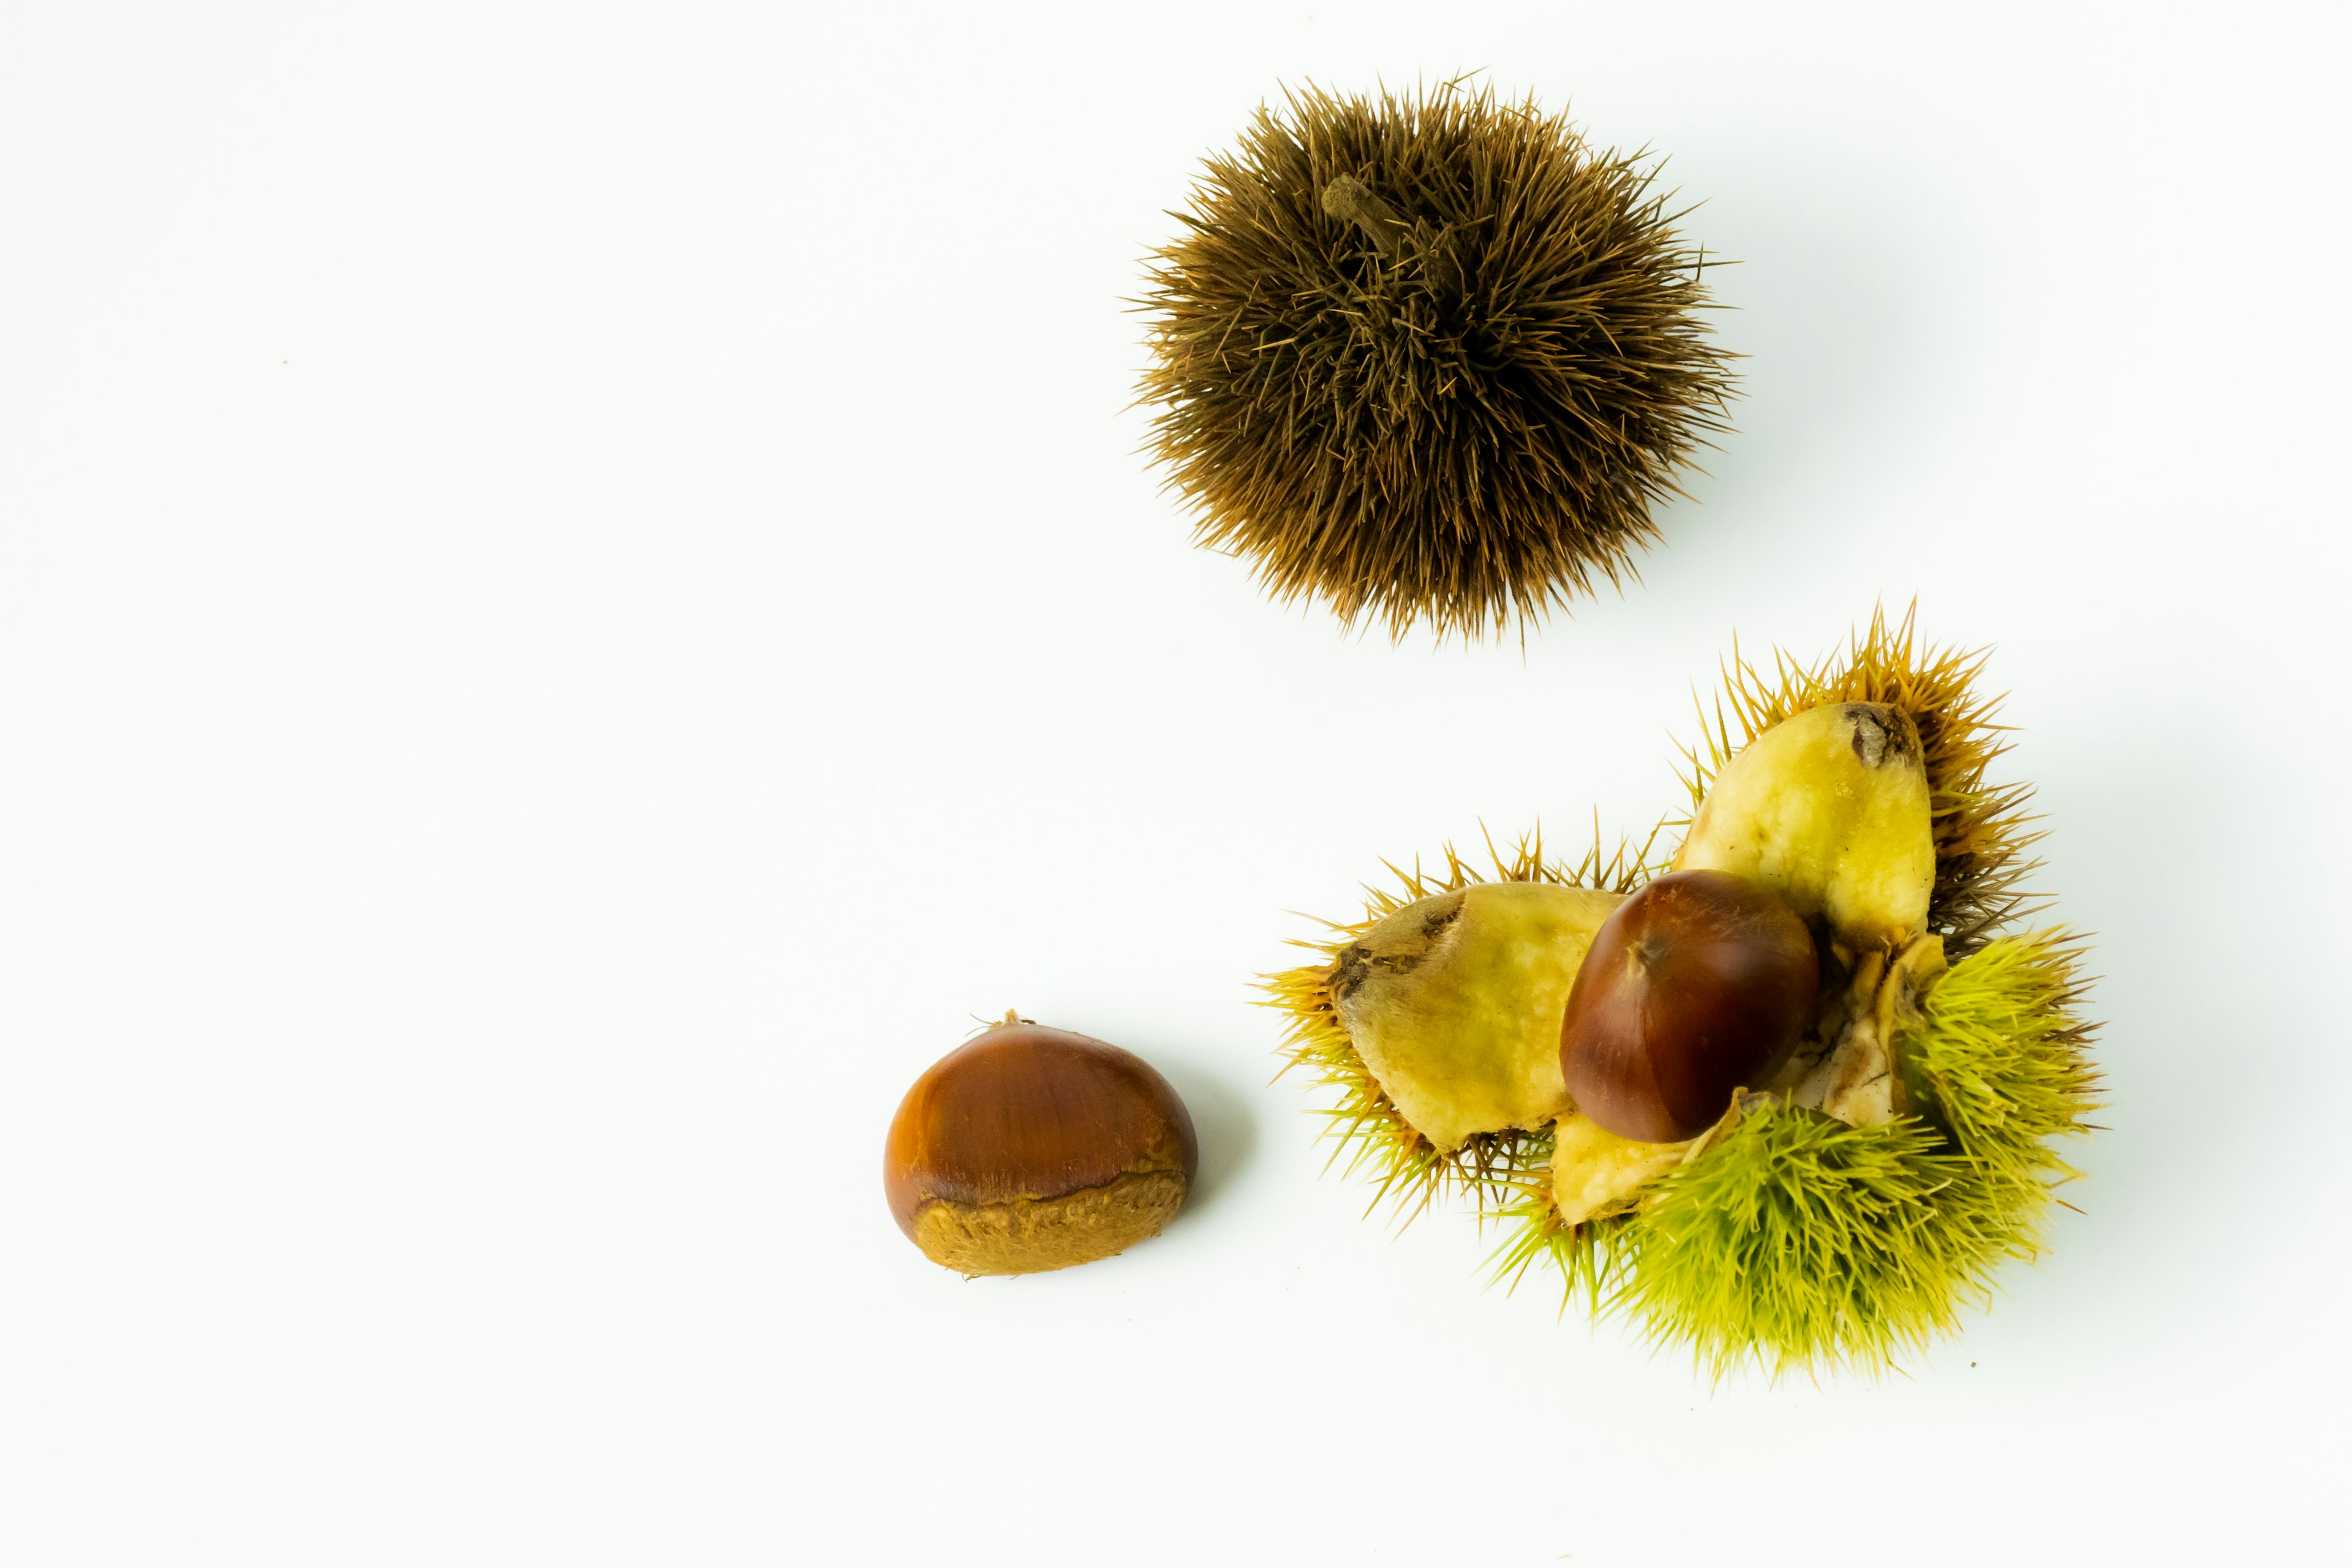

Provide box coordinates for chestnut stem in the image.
[1322,174,1409,260]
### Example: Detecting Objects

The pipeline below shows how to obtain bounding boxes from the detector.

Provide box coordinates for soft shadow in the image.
[1991,714,2319,1352]
[1650,128,1966,540]
[1141,1059,1259,1223]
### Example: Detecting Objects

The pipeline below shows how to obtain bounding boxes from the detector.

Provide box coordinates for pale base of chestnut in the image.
[909,1170,1189,1276]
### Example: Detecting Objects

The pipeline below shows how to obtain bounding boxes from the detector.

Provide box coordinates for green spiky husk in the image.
[1265,826,1659,1221]
[1494,930,2101,1377]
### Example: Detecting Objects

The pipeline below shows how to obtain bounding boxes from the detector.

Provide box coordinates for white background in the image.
[3,2,2346,1562]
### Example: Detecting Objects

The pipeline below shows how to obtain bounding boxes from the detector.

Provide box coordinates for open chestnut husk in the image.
[1559,870,1820,1143]
[884,1016,1199,1276]
[1268,609,2103,1376]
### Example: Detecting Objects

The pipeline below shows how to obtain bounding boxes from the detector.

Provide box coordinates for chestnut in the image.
[884,1016,1199,1276]
[1559,870,1819,1143]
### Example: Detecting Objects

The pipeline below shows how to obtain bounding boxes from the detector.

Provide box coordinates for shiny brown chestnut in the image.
[1559,870,1819,1143]
[884,1016,1199,1276]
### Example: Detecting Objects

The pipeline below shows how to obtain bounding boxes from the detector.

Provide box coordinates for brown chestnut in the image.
[1559,870,1819,1143]
[884,1016,1199,1276]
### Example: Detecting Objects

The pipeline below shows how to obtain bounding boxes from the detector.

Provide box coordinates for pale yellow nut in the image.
[1332,881,1623,1152]
[1548,1112,1696,1226]
[1673,702,1934,953]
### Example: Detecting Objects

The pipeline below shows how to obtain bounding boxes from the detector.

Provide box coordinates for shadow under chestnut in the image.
[1143,1059,1258,1224]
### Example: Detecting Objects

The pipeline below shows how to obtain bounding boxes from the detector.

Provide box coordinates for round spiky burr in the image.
[1139,79,1733,641]
[1266,609,2103,1378]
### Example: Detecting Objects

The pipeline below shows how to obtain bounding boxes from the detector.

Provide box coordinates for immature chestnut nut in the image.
[1673,701,1933,951]
[1560,871,1820,1142]
[884,1016,1199,1277]
[1333,881,1625,1152]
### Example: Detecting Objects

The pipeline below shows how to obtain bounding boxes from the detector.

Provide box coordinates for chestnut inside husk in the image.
[1268,609,2101,1376]
[1559,870,1819,1143]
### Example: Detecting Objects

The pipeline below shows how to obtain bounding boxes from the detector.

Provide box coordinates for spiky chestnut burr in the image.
[1268,609,2103,1376]
[884,1016,1197,1276]
[1139,79,1733,641]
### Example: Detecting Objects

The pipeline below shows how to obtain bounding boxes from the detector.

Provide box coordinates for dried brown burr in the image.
[884,1017,1199,1276]
[1139,79,1733,641]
